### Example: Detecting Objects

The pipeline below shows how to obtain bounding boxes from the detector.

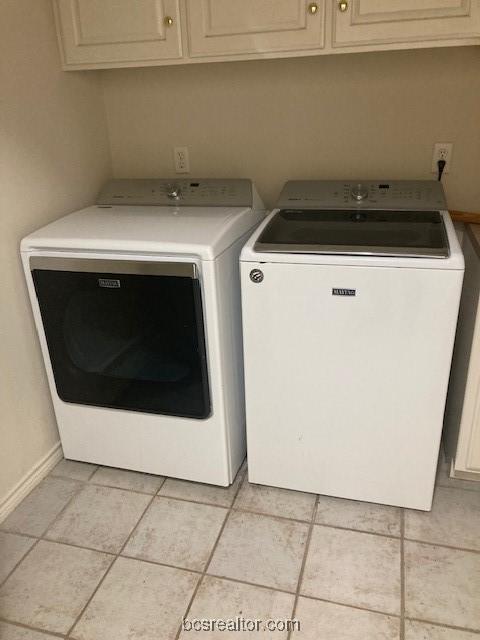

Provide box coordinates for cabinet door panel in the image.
[54,0,182,68]
[333,0,480,47]
[186,0,325,57]
[467,400,480,471]
[448,229,480,478]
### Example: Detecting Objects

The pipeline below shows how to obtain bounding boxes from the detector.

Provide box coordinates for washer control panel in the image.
[97,179,253,207]
[276,180,447,210]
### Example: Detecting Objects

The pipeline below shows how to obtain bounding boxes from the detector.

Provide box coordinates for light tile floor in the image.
[0,457,479,639]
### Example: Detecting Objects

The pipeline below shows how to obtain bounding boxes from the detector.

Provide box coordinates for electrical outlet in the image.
[174,146,190,173]
[432,142,453,174]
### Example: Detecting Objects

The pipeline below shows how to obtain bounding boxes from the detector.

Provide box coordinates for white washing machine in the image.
[240,180,464,510]
[22,179,264,485]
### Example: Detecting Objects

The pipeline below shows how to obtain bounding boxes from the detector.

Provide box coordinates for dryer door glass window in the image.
[31,259,210,419]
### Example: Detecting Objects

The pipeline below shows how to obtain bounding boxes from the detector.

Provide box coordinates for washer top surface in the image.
[255,208,449,258]
[21,179,264,260]
[241,180,463,270]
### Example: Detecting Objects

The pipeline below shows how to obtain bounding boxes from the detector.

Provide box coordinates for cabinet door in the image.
[333,0,480,48]
[186,0,325,58]
[53,0,182,69]
[453,229,480,475]
[466,407,480,471]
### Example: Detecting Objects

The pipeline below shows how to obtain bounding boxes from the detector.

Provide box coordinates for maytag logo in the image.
[332,288,356,296]
[98,278,121,289]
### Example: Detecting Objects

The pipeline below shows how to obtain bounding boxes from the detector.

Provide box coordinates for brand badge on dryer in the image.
[98,278,121,288]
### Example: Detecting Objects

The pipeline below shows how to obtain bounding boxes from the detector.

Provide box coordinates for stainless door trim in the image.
[253,243,449,258]
[30,257,197,278]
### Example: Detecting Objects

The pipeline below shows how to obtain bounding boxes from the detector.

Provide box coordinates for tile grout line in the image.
[120,554,204,578]
[41,538,117,558]
[86,480,164,497]
[64,556,116,639]
[156,491,243,510]
[0,530,39,542]
[173,461,249,640]
[52,467,165,497]
[403,536,480,555]
[202,572,297,598]
[405,616,480,635]
[86,466,100,481]
[65,475,167,639]
[287,494,320,640]
[234,503,400,533]
[0,538,41,590]
[40,479,88,538]
[0,616,68,638]
[294,519,400,540]
[296,593,401,619]
[400,508,405,640]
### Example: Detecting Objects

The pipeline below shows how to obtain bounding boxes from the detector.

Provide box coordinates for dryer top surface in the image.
[22,204,262,259]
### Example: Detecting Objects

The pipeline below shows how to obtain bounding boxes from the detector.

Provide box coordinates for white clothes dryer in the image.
[240,180,463,510]
[22,179,264,485]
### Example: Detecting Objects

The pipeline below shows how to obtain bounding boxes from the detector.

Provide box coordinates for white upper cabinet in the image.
[333,0,480,49]
[185,0,325,58]
[53,0,182,69]
[53,0,480,70]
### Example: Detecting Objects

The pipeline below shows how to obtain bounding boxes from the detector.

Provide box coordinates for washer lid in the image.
[254,209,449,258]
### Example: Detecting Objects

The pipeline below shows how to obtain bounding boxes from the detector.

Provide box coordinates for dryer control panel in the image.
[276,180,447,211]
[97,179,253,207]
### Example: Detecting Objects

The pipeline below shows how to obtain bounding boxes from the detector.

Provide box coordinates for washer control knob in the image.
[167,185,181,199]
[351,183,368,201]
[250,269,264,283]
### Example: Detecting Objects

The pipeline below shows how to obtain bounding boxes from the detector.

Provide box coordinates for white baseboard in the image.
[0,441,63,523]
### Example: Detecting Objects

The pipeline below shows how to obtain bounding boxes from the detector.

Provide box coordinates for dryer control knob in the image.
[351,183,368,201]
[167,185,181,199]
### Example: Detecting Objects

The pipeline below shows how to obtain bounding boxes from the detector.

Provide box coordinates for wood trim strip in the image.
[449,210,480,224]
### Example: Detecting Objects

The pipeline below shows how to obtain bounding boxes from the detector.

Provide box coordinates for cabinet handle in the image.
[308,2,319,14]
[338,1,348,11]
[164,15,174,26]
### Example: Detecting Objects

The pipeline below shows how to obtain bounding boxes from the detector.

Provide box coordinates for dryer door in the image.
[31,258,210,419]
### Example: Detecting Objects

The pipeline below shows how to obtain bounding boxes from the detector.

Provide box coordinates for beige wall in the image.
[102,46,480,210]
[0,0,111,507]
